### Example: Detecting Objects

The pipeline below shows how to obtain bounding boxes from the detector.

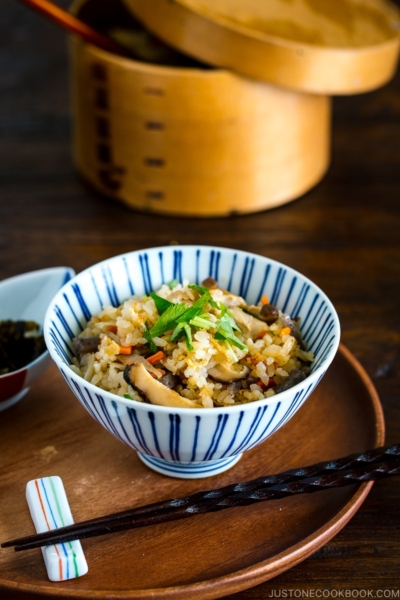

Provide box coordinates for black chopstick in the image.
[2,443,400,552]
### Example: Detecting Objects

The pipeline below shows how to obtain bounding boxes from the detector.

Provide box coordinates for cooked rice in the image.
[71,280,314,408]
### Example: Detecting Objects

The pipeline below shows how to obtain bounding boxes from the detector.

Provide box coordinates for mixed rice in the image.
[71,279,314,408]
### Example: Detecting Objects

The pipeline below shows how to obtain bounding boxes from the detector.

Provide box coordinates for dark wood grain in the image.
[1,0,400,597]
[0,346,387,598]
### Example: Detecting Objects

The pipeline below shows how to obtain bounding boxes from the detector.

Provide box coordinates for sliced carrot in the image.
[146,350,166,364]
[250,353,264,365]
[280,327,291,336]
[119,345,133,355]
[261,295,269,305]
[149,369,165,380]
[256,330,269,339]
[255,379,267,390]
[106,325,118,333]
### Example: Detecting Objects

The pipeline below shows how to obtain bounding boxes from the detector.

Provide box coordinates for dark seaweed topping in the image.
[0,320,46,375]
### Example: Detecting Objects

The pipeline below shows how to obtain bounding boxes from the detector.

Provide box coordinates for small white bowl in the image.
[0,267,75,412]
[44,247,340,479]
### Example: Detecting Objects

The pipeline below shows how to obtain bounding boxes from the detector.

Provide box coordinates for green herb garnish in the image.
[188,283,209,295]
[215,329,248,352]
[170,322,194,350]
[150,292,173,315]
[214,313,248,351]
[175,293,211,323]
[189,315,214,330]
[223,340,239,363]
[143,321,158,352]
[149,303,188,338]
[183,323,194,351]
[145,286,248,356]
[188,284,219,308]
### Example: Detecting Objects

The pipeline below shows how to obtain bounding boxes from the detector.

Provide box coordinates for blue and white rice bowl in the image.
[44,246,340,479]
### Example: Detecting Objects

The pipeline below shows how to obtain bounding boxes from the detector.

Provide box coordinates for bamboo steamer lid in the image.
[123,0,400,94]
[70,0,331,217]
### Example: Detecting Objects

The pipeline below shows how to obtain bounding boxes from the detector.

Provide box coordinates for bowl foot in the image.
[0,388,29,412]
[138,453,242,479]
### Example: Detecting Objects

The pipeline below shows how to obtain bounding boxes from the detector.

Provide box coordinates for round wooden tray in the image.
[0,344,384,599]
[124,0,400,94]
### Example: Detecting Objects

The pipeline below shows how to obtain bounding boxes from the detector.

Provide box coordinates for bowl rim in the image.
[44,245,341,414]
[0,266,74,290]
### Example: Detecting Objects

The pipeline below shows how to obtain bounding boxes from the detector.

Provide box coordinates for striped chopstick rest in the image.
[26,476,88,581]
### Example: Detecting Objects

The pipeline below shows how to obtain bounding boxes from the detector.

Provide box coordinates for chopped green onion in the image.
[224,340,238,363]
[168,279,179,290]
[215,328,248,352]
[124,393,133,400]
[170,322,186,342]
[170,322,194,350]
[208,297,219,309]
[182,323,193,351]
[226,335,248,352]
[189,316,214,330]
[219,303,228,316]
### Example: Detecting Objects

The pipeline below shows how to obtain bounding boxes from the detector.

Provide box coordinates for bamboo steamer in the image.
[70,0,399,217]
[125,0,400,95]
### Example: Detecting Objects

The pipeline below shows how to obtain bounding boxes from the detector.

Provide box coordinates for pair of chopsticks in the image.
[17,0,128,56]
[2,443,400,552]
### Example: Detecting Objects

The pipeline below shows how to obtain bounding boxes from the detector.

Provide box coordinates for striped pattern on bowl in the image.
[44,246,340,479]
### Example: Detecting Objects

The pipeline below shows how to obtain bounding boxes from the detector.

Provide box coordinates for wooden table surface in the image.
[1,1,400,597]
